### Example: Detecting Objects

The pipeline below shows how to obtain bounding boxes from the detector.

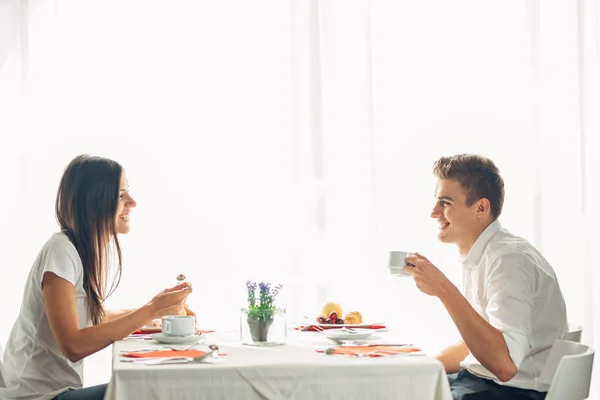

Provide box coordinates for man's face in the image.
[430,178,480,249]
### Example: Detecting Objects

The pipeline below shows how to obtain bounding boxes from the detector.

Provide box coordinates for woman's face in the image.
[115,172,136,234]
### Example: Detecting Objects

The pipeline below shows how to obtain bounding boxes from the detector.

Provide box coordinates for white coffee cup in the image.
[389,251,416,277]
[161,315,196,336]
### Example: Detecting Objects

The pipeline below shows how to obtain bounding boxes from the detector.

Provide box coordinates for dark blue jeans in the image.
[53,384,107,400]
[449,370,546,400]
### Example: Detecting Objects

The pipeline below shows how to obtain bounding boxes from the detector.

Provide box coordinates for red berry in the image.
[328,312,338,321]
[325,318,333,324]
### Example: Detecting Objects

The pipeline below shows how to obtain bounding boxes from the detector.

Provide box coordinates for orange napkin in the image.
[317,345,421,356]
[296,324,387,331]
[122,350,226,358]
[130,329,214,335]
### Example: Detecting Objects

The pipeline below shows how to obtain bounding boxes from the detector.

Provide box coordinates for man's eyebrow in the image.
[436,195,454,202]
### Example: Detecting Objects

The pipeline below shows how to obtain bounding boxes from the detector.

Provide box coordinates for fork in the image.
[121,343,200,354]
[124,344,220,365]
[342,327,388,333]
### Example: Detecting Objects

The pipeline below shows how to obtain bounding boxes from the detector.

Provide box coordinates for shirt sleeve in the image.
[39,237,82,288]
[484,252,536,369]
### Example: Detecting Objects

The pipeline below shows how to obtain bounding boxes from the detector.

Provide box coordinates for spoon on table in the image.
[323,347,369,357]
[192,344,219,362]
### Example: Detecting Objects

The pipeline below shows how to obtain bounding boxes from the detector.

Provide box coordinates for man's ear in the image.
[476,198,491,218]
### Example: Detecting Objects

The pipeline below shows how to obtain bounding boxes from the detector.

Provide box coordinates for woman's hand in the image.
[147,282,193,320]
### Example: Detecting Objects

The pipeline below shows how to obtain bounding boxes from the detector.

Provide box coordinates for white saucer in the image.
[151,332,204,344]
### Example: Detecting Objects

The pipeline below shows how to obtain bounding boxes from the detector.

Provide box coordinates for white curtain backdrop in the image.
[316,0,600,394]
[315,0,600,394]
[1,0,598,394]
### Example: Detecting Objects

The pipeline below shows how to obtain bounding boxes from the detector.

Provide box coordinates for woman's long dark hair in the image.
[55,154,123,325]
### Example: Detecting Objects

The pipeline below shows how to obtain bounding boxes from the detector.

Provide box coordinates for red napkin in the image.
[296,324,387,331]
[316,345,420,356]
[130,328,214,335]
[122,350,226,358]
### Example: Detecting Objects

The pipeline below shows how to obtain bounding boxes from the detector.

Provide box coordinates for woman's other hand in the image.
[184,304,197,319]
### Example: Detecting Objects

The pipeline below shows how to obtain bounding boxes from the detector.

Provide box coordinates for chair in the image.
[0,343,5,388]
[565,323,583,342]
[540,340,594,400]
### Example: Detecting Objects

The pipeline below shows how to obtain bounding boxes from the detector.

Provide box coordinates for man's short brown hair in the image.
[433,154,505,219]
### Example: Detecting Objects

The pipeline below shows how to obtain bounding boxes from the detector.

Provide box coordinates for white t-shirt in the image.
[0,232,90,400]
[459,220,568,392]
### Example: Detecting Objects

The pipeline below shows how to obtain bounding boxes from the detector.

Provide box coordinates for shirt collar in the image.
[461,219,502,270]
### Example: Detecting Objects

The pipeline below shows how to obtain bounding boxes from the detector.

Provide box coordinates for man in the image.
[406,154,567,400]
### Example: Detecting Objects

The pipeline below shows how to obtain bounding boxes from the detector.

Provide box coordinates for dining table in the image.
[103,327,452,400]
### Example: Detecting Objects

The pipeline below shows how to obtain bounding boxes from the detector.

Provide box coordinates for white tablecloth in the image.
[104,330,452,400]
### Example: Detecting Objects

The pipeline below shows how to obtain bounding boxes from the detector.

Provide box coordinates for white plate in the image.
[139,326,162,333]
[325,328,375,340]
[139,320,163,332]
[151,332,204,345]
[300,318,386,329]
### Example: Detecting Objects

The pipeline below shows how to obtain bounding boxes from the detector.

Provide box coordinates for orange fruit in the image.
[320,302,342,318]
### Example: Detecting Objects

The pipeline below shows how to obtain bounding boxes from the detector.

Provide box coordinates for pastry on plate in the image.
[343,311,363,324]
[146,319,162,328]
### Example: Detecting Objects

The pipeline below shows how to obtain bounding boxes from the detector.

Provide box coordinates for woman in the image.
[0,155,194,400]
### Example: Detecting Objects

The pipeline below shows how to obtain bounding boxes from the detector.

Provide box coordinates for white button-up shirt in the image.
[458,220,568,392]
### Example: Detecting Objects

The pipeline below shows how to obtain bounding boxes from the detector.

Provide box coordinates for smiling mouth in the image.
[439,222,450,230]
[119,214,130,222]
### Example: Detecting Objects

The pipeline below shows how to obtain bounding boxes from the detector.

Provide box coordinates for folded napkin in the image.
[317,345,421,356]
[296,324,387,332]
[122,350,226,358]
[130,328,215,335]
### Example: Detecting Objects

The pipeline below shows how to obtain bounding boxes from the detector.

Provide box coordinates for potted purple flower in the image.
[242,281,284,343]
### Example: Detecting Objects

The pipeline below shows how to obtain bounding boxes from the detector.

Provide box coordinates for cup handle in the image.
[163,320,171,334]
